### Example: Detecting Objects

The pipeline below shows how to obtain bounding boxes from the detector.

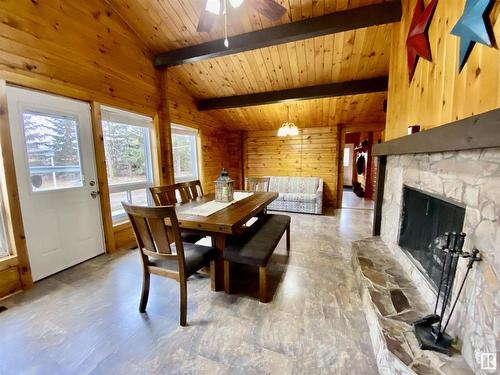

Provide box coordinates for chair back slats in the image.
[147,217,172,254]
[177,185,191,202]
[150,181,204,207]
[245,177,270,192]
[133,215,158,253]
[150,186,178,206]
[122,203,186,266]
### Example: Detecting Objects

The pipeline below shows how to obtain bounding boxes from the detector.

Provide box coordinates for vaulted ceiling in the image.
[107,0,395,129]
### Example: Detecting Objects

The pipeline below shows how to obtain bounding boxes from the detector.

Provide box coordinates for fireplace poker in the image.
[433,232,451,315]
[435,232,458,339]
[442,248,481,333]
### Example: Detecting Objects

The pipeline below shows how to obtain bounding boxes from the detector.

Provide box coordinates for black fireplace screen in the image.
[398,186,465,289]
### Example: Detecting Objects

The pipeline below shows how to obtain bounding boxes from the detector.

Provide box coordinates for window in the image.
[171,124,199,183]
[22,111,83,191]
[101,106,154,223]
[343,147,351,167]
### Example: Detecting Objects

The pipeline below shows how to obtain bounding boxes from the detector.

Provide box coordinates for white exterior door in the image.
[7,86,104,281]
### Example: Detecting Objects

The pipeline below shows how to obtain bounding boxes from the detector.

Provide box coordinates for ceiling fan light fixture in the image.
[229,0,244,8]
[205,0,221,15]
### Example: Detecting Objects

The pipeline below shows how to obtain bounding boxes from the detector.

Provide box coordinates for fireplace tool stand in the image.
[413,232,481,355]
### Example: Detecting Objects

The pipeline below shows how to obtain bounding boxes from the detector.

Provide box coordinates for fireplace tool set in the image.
[413,232,481,355]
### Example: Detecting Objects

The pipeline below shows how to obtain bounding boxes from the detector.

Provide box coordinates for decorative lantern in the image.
[214,168,234,202]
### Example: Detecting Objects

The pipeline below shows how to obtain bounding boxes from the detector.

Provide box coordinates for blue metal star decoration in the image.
[451,0,495,72]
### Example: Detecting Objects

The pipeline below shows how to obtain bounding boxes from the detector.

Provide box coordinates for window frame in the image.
[101,106,154,224]
[171,124,200,184]
[0,176,11,259]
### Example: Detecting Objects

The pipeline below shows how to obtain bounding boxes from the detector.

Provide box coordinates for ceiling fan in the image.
[197,0,287,33]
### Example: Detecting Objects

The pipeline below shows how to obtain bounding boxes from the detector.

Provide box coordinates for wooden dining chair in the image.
[122,202,218,326]
[177,180,204,201]
[245,177,270,192]
[150,184,182,206]
[150,183,204,244]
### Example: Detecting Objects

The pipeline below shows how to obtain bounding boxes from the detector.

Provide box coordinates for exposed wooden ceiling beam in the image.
[154,1,402,68]
[196,77,388,111]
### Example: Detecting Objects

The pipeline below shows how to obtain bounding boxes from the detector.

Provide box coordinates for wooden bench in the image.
[223,214,291,302]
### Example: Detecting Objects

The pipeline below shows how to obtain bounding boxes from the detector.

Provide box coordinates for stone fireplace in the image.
[379,147,500,373]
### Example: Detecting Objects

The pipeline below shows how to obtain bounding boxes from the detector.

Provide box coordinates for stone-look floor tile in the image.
[0,209,379,374]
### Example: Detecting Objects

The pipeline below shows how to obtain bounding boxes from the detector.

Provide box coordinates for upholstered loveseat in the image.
[267,176,323,214]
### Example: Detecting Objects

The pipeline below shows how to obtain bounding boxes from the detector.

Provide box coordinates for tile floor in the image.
[342,189,375,210]
[0,209,378,374]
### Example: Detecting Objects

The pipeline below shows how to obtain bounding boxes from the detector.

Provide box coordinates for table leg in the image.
[211,233,225,291]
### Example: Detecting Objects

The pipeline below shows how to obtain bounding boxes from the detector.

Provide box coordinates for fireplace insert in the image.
[398,186,465,290]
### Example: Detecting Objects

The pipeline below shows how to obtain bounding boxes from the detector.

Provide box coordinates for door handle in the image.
[90,191,100,199]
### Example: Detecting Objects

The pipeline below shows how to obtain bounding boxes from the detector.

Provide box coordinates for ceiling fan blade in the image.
[246,0,287,21]
[197,1,218,32]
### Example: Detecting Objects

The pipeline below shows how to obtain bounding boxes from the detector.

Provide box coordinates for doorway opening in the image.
[341,131,381,210]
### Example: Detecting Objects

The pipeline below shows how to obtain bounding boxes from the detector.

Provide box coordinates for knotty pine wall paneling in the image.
[244,126,339,207]
[166,73,242,193]
[386,0,500,139]
[0,0,160,115]
[0,0,163,294]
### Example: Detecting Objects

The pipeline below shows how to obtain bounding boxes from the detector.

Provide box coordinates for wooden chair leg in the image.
[224,260,231,294]
[179,279,187,326]
[259,266,267,303]
[139,269,150,313]
[286,223,290,253]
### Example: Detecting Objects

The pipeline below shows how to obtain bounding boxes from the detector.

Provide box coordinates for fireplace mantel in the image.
[373,108,500,156]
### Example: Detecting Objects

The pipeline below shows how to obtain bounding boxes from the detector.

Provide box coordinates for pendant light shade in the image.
[277,123,290,137]
[288,124,299,136]
[229,0,244,7]
[205,0,221,14]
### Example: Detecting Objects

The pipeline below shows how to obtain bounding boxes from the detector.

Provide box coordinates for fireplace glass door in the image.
[399,186,465,289]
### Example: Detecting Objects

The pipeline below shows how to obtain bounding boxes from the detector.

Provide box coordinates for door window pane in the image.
[22,111,83,191]
[171,125,199,183]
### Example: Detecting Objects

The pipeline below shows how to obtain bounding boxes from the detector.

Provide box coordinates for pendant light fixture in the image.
[277,106,299,137]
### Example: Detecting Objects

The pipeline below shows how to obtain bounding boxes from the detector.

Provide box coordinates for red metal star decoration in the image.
[406,0,439,82]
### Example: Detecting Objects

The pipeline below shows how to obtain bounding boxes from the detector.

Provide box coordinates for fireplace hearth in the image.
[398,186,465,291]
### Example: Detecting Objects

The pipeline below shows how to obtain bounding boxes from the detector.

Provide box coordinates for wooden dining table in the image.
[172,191,278,291]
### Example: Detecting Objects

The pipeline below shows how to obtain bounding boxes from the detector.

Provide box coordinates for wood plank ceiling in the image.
[107,0,393,130]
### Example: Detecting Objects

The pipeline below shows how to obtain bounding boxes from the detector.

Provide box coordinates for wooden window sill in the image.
[0,255,19,271]
[113,221,131,232]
